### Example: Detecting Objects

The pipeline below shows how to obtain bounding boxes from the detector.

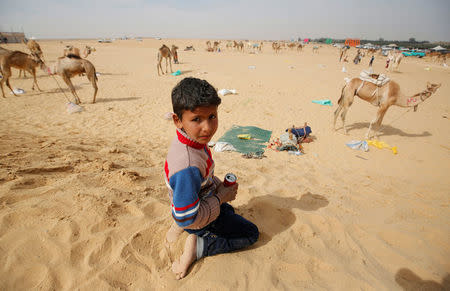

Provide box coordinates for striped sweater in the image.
[164,129,222,229]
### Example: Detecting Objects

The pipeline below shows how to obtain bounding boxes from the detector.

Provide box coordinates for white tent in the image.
[432,45,446,51]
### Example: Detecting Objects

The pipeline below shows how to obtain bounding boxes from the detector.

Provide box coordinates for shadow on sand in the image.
[96,96,141,103]
[236,193,329,249]
[345,122,432,138]
[395,268,450,291]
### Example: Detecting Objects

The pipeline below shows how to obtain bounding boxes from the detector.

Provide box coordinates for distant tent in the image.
[431,45,446,51]
[326,38,332,44]
[303,38,309,43]
[0,32,25,43]
[387,44,398,47]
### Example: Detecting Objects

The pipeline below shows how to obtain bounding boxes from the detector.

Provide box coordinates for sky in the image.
[1,0,449,42]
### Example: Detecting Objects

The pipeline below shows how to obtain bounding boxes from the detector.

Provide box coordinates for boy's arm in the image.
[170,167,221,229]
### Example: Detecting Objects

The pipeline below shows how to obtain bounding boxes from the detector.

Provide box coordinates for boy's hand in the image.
[216,183,239,204]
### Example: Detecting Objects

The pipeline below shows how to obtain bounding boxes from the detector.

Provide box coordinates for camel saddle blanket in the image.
[359,70,390,87]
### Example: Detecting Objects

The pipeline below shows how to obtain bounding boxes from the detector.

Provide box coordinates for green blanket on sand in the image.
[217,125,272,154]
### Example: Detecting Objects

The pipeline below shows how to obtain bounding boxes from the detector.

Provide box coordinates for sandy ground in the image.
[0,39,449,290]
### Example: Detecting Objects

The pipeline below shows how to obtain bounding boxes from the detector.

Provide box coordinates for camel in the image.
[24,39,43,58]
[206,41,212,50]
[297,43,303,52]
[387,51,403,71]
[287,43,296,50]
[157,44,173,76]
[171,45,179,64]
[62,45,95,58]
[333,77,441,138]
[213,41,220,52]
[272,42,281,53]
[226,41,233,49]
[0,51,46,97]
[48,54,98,104]
[312,46,319,53]
[233,41,244,52]
[83,46,96,58]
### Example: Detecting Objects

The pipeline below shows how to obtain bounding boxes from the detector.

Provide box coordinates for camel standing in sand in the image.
[213,41,220,52]
[233,41,244,52]
[297,43,303,52]
[272,42,281,53]
[339,46,349,62]
[287,43,296,50]
[333,78,441,138]
[387,51,403,71]
[49,54,98,104]
[171,45,179,64]
[312,46,319,54]
[0,51,46,97]
[157,44,173,76]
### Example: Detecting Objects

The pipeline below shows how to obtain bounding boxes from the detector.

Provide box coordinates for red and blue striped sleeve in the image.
[169,166,203,227]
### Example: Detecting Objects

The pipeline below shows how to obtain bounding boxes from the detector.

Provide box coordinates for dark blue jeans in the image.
[185,203,259,259]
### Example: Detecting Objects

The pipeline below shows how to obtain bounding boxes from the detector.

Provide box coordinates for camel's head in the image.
[426,82,441,94]
[29,53,46,70]
[172,45,178,51]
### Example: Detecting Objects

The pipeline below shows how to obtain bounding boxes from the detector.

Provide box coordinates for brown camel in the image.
[272,42,281,53]
[213,41,220,52]
[297,43,303,52]
[171,45,179,64]
[333,77,441,138]
[233,41,244,52]
[287,43,296,50]
[157,44,173,75]
[49,54,98,104]
[1,51,46,97]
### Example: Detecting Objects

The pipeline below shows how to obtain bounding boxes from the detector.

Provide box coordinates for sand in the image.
[0,39,449,290]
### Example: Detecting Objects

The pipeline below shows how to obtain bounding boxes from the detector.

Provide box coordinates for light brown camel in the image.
[157,44,173,76]
[171,45,179,64]
[0,51,46,97]
[82,46,96,58]
[312,46,319,53]
[206,41,212,50]
[333,77,441,138]
[387,51,403,71]
[287,43,296,50]
[48,54,98,104]
[63,46,80,58]
[24,39,43,58]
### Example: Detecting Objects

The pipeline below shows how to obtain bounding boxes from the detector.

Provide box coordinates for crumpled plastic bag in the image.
[346,140,369,152]
[218,89,237,96]
[213,142,236,152]
[67,102,83,114]
[312,99,333,106]
[12,88,25,94]
[171,70,181,76]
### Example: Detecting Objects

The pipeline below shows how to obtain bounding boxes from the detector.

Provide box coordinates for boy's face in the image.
[173,105,218,144]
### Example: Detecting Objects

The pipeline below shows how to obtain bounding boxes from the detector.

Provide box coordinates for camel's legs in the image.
[31,68,42,91]
[334,88,354,134]
[1,68,16,97]
[18,69,26,78]
[62,74,81,104]
[87,73,98,104]
[366,104,390,139]
[169,57,173,73]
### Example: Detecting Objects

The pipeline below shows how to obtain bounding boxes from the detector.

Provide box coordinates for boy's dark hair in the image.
[172,77,221,119]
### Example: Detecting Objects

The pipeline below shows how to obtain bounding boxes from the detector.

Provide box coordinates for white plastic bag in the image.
[218,89,237,96]
[346,140,369,152]
[213,142,236,152]
[67,102,83,114]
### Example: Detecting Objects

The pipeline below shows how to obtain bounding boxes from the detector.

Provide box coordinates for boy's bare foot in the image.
[172,234,197,279]
[166,222,184,243]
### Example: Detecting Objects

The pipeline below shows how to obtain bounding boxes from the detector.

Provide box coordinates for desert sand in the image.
[0,39,449,290]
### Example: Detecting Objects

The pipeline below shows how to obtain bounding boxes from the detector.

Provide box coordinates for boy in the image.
[164,77,259,279]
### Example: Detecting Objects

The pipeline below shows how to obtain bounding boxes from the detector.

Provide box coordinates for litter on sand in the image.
[213,141,236,152]
[248,65,256,69]
[172,70,181,76]
[218,89,237,96]
[346,140,369,152]
[238,134,252,140]
[11,88,25,95]
[67,102,83,114]
[366,140,398,154]
[312,99,333,106]
[163,112,174,120]
[342,66,347,72]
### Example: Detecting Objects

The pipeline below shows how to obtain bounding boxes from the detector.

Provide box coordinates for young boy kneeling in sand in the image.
[164,77,259,279]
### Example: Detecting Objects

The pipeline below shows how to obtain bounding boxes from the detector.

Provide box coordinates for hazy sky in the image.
[1,0,449,41]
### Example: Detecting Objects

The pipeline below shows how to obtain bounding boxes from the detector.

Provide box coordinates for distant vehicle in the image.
[402,50,425,57]
[98,38,112,43]
[154,37,162,40]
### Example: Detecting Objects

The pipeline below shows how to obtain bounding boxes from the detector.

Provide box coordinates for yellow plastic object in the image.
[238,134,252,140]
[366,140,398,154]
